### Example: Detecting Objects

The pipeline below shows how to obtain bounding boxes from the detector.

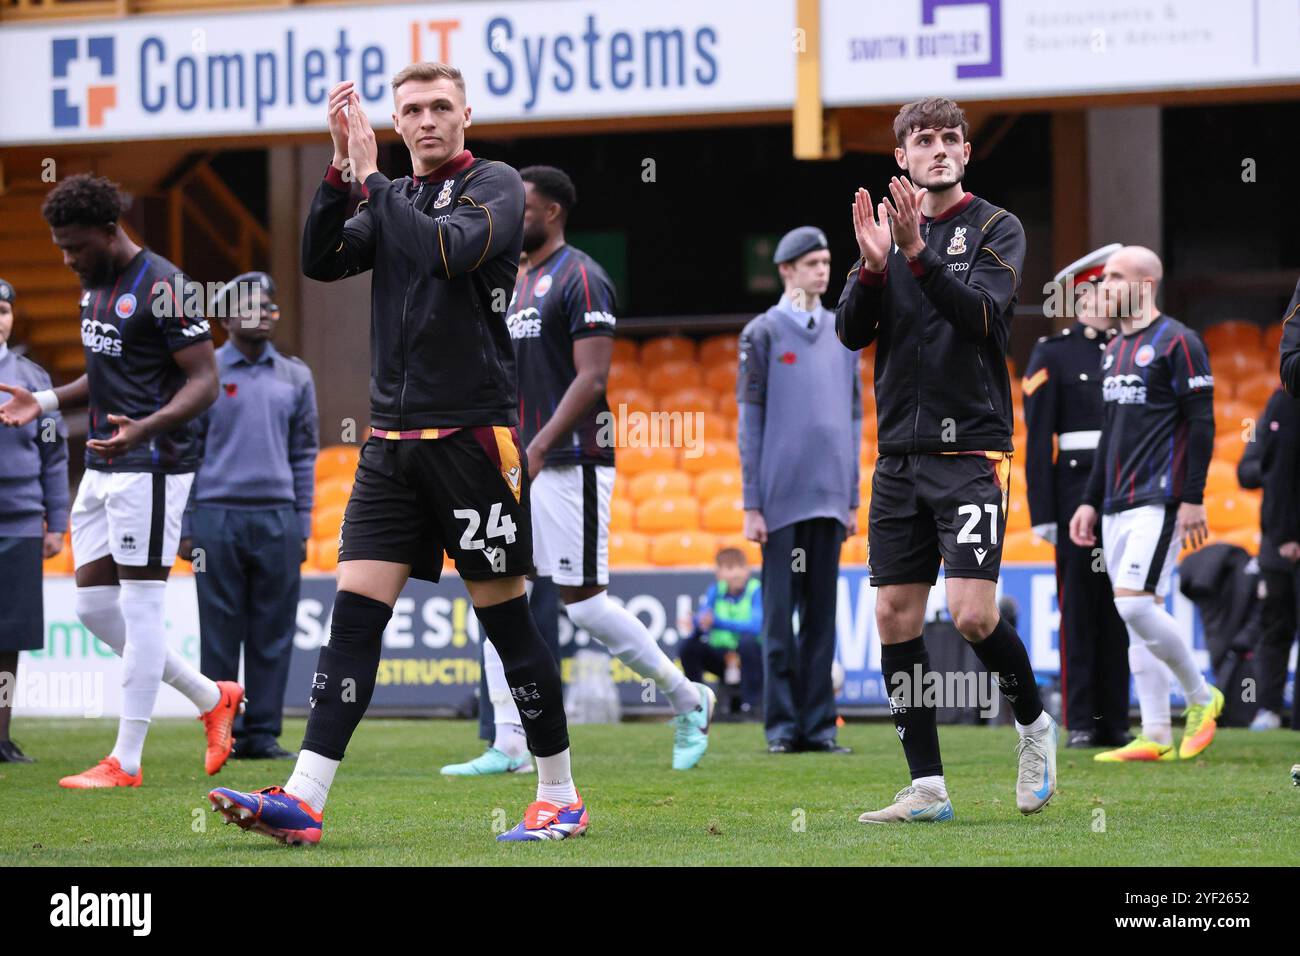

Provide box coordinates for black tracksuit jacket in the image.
[835,192,1026,454]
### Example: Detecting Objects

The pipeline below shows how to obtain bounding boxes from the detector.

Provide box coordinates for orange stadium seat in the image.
[609,496,634,531]
[858,474,873,508]
[302,538,318,573]
[680,442,740,474]
[841,534,869,564]
[172,557,193,577]
[628,469,691,501]
[606,386,655,418]
[43,546,73,576]
[715,533,761,566]
[699,334,739,367]
[649,530,717,566]
[701,495,744,533]
[611,339,638,364]
[657,386,717,414]
[315,445,359,483]
[1205,459,1240,496]
[636,495,699,532]
[618,444,679,474]
[312,503,346,540]
[1005,492,1032,535]
[644,359,701,394]
[640,335,696,367]
[607,360,644,393]
[1217,526,1261,555]
[315,535,340,571]
[1232,376,1277,409]
[1002,530,1054,563]
[608,531,651,566]
[1202,320,1262,354]
[704,361,738,395]
[1214,432,1248,464]
[1207,493,1260,532]
[1213,349,1270,382]
[315,478,353,513]
[695,468,741,500]
[699,415,732,443]
[1214,401,1253,439]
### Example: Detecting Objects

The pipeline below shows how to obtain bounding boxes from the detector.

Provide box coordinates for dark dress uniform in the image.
[1023,322,1131,745]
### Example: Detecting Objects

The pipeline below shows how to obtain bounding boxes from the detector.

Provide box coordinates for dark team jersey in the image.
[80,249,212,473]
[1085,314,1215,513]
[508,243,617,467]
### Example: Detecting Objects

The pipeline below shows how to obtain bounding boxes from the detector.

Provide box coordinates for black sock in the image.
[969,616,1044,726]
[300,590,390,761]
[881,636,943,779]
[475,594,569,758]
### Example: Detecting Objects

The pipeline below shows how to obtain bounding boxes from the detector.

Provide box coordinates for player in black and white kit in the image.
[207,64,588,845]
[442,166,715,777]
[836,98,1057,822]
[1069,245,1225,763]
[0,174,242,789]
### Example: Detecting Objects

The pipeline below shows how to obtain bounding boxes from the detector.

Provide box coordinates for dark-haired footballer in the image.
[207,63,588,845]
[836,97,1055,823]
[442,165,715,778]
[0,174,241,788]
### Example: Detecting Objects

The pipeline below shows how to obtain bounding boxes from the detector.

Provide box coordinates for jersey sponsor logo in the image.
[1103,373,1146,404]
[114,293,137,319]
[432,179,455,208]
[1102,352,1115,370]
[81,316,123,356]
[506,306,542,339]
[583,310,615,328]
[1187,374,1213,390]
[534,273,553,297]
[1135,344,1155,367]
[179,319,211,337]
[946,226,967,256]
[945,261,969,272]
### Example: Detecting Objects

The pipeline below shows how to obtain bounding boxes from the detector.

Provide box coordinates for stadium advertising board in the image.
[821,0,1300,107]
[17,566,1225,718]
[0,0,793,145]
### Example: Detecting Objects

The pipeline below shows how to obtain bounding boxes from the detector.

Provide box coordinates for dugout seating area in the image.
[37,319,1287,575]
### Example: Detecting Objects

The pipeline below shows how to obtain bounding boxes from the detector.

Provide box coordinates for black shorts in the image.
[339,428,535,583]
[867,452,1012,587]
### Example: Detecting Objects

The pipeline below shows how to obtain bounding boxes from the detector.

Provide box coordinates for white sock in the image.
[1128,639,1173,745]
[1115,596,1211,705]
[1016,711,1051,736]
[76,585,221,713]
[565,591,700,714]
[285,749,339,813]
[110,580,169,774]
[535,747,578,806]
[110,719,149,776]
[482,638,527,757]
[912,774,947,798]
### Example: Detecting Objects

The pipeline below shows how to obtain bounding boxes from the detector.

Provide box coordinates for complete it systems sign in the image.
[0,0,793,145]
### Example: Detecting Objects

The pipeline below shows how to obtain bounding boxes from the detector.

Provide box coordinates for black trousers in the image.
[193,506,301,743]
[761,517,843,746]
[680,634,763,708]
[1258,565,1299,725]
[1055,515,1131,736]
[478,575,560,740]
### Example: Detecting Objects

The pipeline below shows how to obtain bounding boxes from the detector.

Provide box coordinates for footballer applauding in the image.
[208,63,587,845]
[836,98,1056,823]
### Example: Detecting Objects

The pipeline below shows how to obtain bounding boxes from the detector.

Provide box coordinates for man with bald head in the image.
[1069,245,1224,763]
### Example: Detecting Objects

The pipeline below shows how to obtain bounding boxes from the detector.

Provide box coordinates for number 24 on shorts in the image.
[454,502,517,550]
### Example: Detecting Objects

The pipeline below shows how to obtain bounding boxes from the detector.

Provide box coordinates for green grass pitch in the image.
[2,718,1297,866]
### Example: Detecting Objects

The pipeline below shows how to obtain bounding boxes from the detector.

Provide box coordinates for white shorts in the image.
[530,464,613,587]
[1101,503,1181,598]
[71,470,194,569]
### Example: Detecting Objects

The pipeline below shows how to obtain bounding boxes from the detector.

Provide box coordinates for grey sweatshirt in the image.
[736,296,862,534]
[0,345,70,537]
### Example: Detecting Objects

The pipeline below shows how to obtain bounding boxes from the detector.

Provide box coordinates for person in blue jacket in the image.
[0,278,70,762]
